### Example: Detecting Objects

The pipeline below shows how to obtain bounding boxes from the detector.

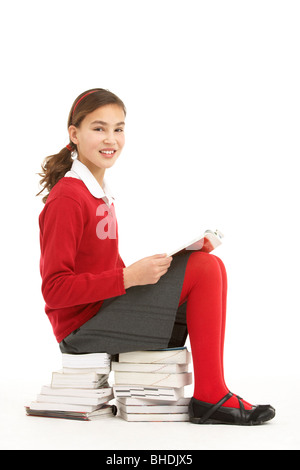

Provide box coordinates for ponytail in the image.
[36,145,74,204]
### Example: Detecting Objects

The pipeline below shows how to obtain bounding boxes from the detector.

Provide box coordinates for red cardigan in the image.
[39,177,126,343]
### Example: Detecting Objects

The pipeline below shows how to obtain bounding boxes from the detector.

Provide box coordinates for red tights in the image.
[178,252,252,410]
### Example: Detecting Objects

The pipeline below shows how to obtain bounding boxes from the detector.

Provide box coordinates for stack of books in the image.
[112,347,192,421]
[25,353,116,421]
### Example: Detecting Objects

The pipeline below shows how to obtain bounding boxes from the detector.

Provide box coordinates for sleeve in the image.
[39,196,126,309]
[118,253,126,268]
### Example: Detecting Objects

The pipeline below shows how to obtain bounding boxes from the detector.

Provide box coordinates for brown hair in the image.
[36,88,126,204]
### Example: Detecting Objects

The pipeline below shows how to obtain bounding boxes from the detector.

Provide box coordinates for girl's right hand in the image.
[123,254,173,289]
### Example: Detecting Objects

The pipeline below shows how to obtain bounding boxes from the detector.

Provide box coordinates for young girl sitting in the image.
[37,88,275,425]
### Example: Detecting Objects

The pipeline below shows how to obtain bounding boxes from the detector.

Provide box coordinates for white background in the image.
[0,0,299,450]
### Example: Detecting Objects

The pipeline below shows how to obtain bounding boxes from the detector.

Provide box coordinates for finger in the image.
[156,262,171,270]
[158,264,172,275]
[159,267,169,277]
[157,257,173,265]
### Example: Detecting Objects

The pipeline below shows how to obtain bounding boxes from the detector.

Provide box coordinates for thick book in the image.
[62,366,110,374]
[36,392,114,407]
[61,353,111,369]
[117,347,191,365]
[40,385,113,398]
[167,229,223,257]
[114,371,193,388]
[116,400,189,414]
[28,401,107,413]
[118,409,189,422]
[116,396,190,406]
[111,362,189,374]
[113,385,184,401]
[51,371,109,389]
[25,404,116,421]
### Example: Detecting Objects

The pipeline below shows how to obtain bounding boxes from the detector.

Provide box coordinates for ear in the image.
[68,125,79,145]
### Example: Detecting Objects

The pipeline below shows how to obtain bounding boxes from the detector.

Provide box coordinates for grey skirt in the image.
[59,252,193,355]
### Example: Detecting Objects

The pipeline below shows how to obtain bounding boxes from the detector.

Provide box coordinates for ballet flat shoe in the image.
[189,392,275,426]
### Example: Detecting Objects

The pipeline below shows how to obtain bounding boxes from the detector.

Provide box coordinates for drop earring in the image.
[71,149,78,160]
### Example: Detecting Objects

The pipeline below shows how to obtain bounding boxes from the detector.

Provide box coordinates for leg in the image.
[178,251,251,409]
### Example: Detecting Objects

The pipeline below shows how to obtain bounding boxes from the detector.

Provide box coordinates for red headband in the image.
[72,90,99,117]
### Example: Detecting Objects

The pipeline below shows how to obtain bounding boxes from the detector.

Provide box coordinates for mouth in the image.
[99,149,117,158]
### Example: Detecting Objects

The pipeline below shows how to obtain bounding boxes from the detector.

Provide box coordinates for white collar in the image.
[64,158,115,205]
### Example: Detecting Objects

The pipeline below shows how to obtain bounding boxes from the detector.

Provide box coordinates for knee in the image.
[210,254,226,273]
[187,251,224,280]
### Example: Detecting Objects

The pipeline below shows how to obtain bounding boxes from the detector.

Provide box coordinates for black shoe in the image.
[189,392,275,425]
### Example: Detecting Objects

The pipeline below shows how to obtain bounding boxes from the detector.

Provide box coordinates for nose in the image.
[103,130,117,145]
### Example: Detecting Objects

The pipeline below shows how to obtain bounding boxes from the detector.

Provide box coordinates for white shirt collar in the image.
[64,158,115,205]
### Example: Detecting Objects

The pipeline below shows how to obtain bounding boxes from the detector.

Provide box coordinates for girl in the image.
[37,88,275,425]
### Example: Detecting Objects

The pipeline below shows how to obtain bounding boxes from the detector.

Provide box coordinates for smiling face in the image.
[68,104,125,186]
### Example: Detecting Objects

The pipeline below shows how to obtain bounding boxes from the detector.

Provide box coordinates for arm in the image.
[39,197,126,309]
[123,266,135,289]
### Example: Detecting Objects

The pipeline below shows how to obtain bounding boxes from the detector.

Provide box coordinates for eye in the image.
[94,127,104,132]
[115,128,124,133]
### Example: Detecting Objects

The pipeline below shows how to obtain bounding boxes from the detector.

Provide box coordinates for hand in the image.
[123,254,173,289]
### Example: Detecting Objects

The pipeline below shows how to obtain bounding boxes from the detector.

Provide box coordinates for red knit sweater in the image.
[39,177,126,343]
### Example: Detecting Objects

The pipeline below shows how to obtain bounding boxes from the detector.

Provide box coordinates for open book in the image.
[167,229,224,257]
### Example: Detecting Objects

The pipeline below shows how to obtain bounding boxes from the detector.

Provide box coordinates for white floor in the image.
[1,375,299,450]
